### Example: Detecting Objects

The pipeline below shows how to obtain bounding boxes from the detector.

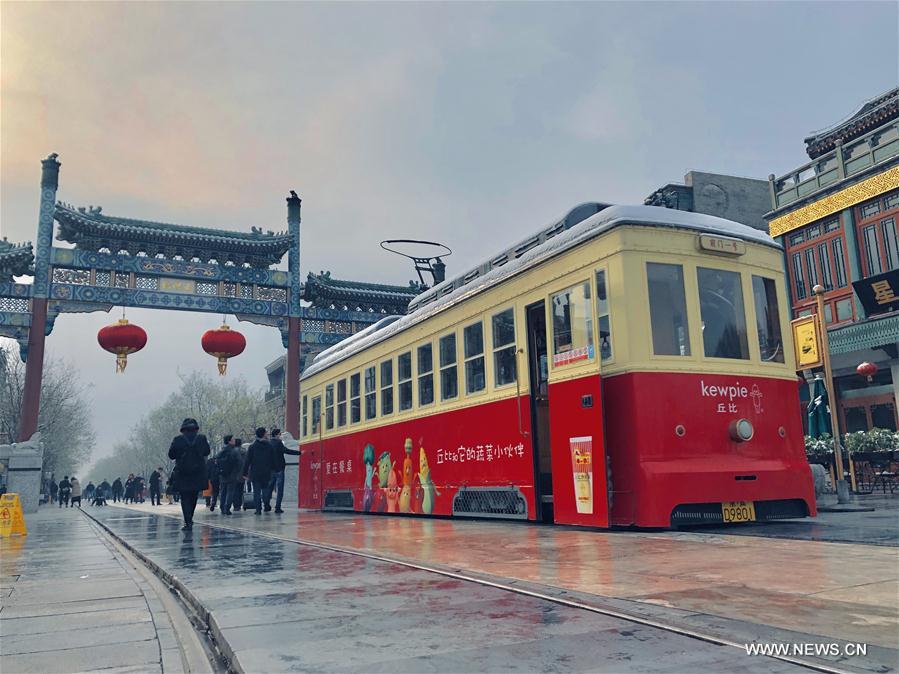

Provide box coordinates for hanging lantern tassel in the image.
[201,324,246,376]
[97,318,148,374]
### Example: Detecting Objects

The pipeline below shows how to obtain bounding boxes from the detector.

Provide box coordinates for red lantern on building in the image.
[97,318,148,373]
[856,361,878,383]
[201,324,246,375]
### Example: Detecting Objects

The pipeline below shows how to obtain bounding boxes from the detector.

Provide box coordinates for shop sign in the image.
[791,315,823,370]
[853,269,899,316]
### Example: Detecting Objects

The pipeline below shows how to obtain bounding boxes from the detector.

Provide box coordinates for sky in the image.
[2,1,897,464]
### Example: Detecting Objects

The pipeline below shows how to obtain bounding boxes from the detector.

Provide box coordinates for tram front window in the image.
[697,267,749,360]
[647,263,691,356]
[752,275,785,363]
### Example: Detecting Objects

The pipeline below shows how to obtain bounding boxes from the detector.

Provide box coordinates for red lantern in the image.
[201,324,246,375]
[97,318,148,373]
[857,361,878,383]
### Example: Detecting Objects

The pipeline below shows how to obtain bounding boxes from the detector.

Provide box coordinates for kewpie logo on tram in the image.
[569,436,593,514]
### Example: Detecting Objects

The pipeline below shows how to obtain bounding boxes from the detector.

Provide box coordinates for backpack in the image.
[179,435,206,476]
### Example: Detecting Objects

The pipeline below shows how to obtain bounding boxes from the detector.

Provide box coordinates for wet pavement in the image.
[90,502,899,673]
[82,506,820,674]
[700,493,899,546]
[0,508,189,674]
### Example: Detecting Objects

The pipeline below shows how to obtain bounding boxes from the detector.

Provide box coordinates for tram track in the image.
[86,505,869,674]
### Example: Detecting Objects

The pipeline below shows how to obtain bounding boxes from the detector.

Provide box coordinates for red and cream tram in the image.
[297,204,816,528]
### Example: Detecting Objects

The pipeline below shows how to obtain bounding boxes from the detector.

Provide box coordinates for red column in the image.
[284,316,300,438]
[18,298,47,441]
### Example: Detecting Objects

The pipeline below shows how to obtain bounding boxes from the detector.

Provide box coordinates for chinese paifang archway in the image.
[0,154,306,441]
[0,155,434,443]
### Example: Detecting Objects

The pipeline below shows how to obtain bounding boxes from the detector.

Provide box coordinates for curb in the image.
[80,508,245,674]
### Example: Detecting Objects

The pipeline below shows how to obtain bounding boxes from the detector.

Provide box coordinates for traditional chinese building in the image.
[765,87,899,432]
[265,272,423,401]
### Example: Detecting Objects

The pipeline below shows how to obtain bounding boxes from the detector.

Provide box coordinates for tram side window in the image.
[492,308,517,386]
[301,395,308,438]
[752,276,785,363]
[697,267,749,360]
[596,269,612,361]
[325,385,334,431]
[337,379,347,427]
[311,396,321,435]
[647,263,691,356]
[381,360,394,415]
[418,344,434,406]
[398,352,413,411]
[350,373,361,423]
[365,366,377,420]
[439,333,458,400]
[551,282,594,366]
[464,322,486,394]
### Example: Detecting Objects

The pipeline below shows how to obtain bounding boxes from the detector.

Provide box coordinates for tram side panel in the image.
[302,395,539,519]
[603,371,816,528]
[547,373,610,527]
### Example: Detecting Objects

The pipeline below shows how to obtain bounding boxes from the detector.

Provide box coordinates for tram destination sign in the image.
[791,315,823,370]
[852,268,899,316]
[697,234,745,256]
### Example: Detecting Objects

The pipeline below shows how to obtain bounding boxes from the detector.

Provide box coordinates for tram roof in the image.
[302,204,778,380]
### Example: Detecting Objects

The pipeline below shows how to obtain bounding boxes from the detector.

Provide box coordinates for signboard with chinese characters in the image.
[852,269,899,316]
[791,315,823,370]
[698,234,746,256]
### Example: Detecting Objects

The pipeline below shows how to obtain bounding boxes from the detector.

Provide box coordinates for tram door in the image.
[525,301,553,522]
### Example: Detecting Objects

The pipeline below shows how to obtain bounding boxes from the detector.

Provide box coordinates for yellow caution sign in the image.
[0,493,27,537]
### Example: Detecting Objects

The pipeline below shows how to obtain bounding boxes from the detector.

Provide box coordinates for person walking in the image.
[269,428,301,514]
[58,476,71,508]
[99,479,111,501]
[123,474,135,503]
[149,467,163,506]
[49,478,58,505]
[216,435,242,516]
[243,427,275,515]
[205,455,221,511]
[70,476,82,508]
[168,418,210,531]
[112,477,123,503]
[84,482,96,503]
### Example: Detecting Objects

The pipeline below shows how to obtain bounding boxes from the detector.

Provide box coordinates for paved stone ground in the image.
[84,506,813,674]
[0,508,189,674]
[104,498,899,674]
[700,492,899,546]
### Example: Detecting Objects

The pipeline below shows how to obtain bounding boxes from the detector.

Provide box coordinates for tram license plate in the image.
[722,501,755,523]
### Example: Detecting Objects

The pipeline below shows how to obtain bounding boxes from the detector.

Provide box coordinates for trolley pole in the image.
[813,285,850,504]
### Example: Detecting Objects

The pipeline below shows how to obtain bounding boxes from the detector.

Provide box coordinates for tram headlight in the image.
[728,418,754,442]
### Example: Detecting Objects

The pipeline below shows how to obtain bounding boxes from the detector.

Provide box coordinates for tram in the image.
[297,204,816,528]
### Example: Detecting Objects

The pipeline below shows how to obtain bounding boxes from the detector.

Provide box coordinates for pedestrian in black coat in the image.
[112,477,124,502]
[168,418,210,531]
[149,468,163,506]
[243,427,275,514]
[269,429,301,514]
[58,477,71,508]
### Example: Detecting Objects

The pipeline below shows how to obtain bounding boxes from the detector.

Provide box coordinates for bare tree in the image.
[0,345,96,475]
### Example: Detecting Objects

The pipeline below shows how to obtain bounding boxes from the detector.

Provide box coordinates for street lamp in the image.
[812,285,850,504]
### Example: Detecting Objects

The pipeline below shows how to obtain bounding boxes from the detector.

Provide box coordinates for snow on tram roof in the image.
[302,204,778,380]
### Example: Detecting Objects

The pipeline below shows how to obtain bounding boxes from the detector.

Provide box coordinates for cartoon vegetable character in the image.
[377,451,392,488]
[386,464,399,513]
[399,438,413,513]
[417,446,440,515]
[362,443,375,512]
